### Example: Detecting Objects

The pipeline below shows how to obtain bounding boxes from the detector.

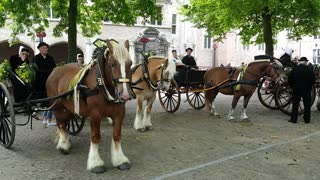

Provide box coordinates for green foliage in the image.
[0,59,11,81]
[15,63,35,84]
[181,0,320,45]
[0,0,161,41]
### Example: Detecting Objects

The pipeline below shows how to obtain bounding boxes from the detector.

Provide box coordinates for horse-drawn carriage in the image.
[0,39,133,173]
[158,66,207,112]
[257,55,320,115]
[0,62,85,149]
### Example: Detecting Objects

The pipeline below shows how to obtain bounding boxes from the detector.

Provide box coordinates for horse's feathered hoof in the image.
[58,148,70,155]
[117,162,131,171]
[145,126,153,131]
[137,128,146,132]
[90,166,106,174]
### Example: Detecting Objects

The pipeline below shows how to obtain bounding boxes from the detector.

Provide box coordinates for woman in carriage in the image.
[9,47,31,102]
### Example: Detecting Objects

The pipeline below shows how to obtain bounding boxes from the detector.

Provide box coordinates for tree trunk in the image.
[67,0,78,63]
[262,11,274,56]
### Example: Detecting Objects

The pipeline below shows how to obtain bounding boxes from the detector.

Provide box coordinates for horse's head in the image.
[155,58,176,91]
[264,59,285,81]
[104,40,133,102]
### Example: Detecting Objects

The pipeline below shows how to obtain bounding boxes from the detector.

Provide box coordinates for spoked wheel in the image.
[66,114,85,135]
[275,82,316,115]
[257,78,278,110]
[158,83,181,113]
[186,89,205,110]
[0,82,15,148]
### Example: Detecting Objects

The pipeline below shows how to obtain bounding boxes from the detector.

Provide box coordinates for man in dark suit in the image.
[288,57,315,123]
[182,47,197,67]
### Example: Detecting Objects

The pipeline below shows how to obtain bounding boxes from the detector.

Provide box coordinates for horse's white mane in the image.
[112,43,130,63]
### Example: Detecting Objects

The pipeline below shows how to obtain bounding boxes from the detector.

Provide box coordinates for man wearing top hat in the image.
[181,47,197,68]
[288,57,315,124]
[33,42,56,98]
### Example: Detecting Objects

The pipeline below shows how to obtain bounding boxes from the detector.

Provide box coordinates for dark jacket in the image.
[9,54,30,73]
[33,53,56,94]
[288,63,315,94]
[182,55,197,67]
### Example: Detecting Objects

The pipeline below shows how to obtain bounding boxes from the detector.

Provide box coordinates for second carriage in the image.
[257,56,320,115]
[158,65,207,113]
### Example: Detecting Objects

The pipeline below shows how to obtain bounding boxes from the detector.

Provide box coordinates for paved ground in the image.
[1,92,320,180]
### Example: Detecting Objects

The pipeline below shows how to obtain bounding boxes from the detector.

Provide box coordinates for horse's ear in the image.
[124,40,129,51]
[106,40,113,54]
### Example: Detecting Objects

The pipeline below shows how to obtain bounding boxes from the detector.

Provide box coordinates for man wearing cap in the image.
[33,42,56,98]
[181,47,197,67]
[288,57,315,123]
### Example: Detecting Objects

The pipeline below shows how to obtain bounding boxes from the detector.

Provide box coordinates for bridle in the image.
[95,42,134,103]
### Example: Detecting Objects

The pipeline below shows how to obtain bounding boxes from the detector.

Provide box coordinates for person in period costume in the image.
[181,47,197,67]
[9,48,30,102]
[33,42,56,126]
[288,57,316,124]
[280,48,294,67]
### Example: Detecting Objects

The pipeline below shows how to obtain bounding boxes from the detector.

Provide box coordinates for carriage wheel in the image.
[186,90,205,110]
[66,114,85,135]
[0,82,15,148]
[158,83,181,113]
[257,78,278,110]
[275,82,317,116]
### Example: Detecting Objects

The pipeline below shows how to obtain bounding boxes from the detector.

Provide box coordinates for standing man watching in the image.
[34,42,56,126]
[288,57,315,124]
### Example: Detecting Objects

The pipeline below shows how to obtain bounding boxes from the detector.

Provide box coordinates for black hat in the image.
[299,57,308,62]
[37,42,49,49]
[185,47,193,52]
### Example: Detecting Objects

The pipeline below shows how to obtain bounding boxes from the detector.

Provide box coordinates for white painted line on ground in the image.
[152,131,320,180]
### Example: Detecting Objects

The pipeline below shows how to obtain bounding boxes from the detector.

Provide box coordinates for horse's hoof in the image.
[242,118,250,123]
[228,116,236,122]
[117,162,131,171]
[145,126,153,131]
[137,128,146,132]
[214,114,220,118]
[90,166,106,174]
[58,148,70,155]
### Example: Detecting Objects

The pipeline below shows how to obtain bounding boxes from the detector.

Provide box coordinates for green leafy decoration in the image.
[0,59,11,81]
[15,63,35,84]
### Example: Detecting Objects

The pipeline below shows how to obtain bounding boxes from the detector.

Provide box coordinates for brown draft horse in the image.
[132,56,176,131]
[204,60,284,121]
[46,40,133,173]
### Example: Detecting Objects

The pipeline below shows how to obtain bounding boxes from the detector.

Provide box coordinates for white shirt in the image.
[170,56,182,64]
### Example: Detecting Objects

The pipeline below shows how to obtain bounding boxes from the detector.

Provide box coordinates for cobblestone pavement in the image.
[1,93,320,180]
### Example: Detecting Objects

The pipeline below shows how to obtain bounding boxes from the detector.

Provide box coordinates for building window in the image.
[258,44,265,51]
[313,49,320,64]
[314,35,320,39]
[243,45,249,50]
[204,34,212,49]
[46,7,59,19]
[172,14,176,34]
[150,7,162,26]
